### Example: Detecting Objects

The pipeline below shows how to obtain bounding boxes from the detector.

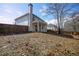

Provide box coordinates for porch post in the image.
[41,23,42,32]
[45,24,47,32]
[37,22,39,32]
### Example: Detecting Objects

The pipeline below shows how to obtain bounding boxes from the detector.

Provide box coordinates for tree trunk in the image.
[57,16,61,34]
[58,27,61,34]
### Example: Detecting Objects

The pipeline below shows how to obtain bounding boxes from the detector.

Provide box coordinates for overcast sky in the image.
[0,3,79,25]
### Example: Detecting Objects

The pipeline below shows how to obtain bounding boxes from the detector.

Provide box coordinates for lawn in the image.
[0,32,79,56]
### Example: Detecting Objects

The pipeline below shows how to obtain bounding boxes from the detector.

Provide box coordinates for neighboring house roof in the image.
[15,13,47,23]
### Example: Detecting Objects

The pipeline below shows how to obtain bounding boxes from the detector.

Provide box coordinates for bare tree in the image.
[70,12,79,34]
[46,3,78,34]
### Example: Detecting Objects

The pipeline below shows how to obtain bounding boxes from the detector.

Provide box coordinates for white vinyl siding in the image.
[15,15,29,26]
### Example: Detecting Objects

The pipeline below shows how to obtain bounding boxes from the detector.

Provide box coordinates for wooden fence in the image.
[0,24,28,35]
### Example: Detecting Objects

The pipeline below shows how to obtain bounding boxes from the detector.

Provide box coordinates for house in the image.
[47,24,58,31]
[15,3,47,32]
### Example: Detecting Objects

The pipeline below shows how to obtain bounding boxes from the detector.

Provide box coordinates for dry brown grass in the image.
[0,32,79,56]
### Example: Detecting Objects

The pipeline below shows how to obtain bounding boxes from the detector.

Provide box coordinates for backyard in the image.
[0,32,79,56]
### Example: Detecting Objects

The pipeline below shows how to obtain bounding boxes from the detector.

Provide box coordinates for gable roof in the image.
[33,14,46,23]
[15,13,47,23]
[15,13,29,20]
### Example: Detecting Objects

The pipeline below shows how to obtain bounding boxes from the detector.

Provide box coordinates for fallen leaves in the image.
[0,33,79,56]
